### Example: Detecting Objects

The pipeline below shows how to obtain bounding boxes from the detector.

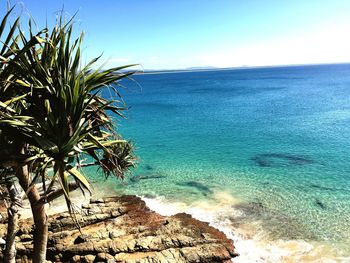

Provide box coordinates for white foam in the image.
[141,192,271,262]
[140,191,350,263]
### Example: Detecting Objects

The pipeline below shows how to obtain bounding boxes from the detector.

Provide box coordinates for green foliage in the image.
[0,12,138,211]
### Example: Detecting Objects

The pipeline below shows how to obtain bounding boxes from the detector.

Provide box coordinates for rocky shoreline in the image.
[0,195,238,262]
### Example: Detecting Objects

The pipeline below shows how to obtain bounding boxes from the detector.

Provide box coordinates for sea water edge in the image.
[87,64,350,262]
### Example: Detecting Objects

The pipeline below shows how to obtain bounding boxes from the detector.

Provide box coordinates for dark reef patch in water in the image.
[144,164,153,171]
[250,201,264,209]
[130,173,166,183]
[315,199,327,210]
[231,201,319,240]
[251,153,315,168]
[310,184,335,191]
[233,200,266,217]
[177,181,213,196]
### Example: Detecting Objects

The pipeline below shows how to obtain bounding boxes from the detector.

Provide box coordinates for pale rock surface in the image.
[0,195,238,262]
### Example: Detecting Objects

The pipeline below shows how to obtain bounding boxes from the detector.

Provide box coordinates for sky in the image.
[5,0,350,69]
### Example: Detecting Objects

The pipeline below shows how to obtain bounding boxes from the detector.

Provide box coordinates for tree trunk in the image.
[16,164,48,263]
[31,202,48,263]
[4,182,19,263]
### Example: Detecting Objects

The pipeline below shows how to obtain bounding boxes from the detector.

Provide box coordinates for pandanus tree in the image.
[0,13,137,263]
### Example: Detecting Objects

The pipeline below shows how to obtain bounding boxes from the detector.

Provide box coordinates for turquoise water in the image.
[91,64,350,260]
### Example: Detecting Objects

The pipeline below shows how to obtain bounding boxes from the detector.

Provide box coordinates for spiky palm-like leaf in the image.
[0,17,137,211]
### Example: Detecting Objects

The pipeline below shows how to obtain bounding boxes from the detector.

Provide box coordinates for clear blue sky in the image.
[6,0,350,69]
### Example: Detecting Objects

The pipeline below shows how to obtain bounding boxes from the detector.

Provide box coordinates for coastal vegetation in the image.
[0,6,136,262]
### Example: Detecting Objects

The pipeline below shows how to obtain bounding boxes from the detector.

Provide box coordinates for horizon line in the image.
[134,61,350,75]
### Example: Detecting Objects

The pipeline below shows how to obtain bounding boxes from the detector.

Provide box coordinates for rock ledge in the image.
[0,195,238,262]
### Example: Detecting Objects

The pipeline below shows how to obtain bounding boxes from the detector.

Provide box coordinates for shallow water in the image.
[88,64,350,261]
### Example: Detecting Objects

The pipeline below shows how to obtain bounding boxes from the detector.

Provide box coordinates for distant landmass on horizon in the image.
[134,62,350,74]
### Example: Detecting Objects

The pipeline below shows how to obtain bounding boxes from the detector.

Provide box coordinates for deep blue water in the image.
[91,64,350,259]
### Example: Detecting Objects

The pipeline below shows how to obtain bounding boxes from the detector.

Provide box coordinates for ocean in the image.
[89,64,350,262]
